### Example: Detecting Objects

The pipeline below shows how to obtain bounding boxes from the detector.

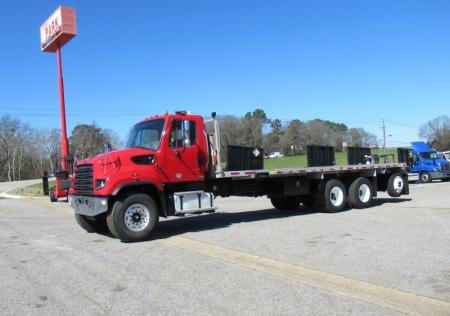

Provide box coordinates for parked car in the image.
[268,151,284,159]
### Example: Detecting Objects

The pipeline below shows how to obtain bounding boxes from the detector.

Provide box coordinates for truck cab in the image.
[410,142,450,183]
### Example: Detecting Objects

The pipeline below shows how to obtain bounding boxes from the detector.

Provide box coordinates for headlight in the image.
[95,179,107,190]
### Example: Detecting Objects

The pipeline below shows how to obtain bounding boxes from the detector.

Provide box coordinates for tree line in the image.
[1,112,449,182]
[0,115,121,182]
[419,115,450,151]
[218,109,378,159]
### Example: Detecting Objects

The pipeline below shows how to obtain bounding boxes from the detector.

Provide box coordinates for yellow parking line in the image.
[165,236,450,316]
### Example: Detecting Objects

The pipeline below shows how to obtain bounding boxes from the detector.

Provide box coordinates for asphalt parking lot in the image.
[1,182,450,315]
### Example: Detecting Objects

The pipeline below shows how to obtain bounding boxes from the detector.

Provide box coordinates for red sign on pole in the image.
[40,5,77,197]
[40,6,77,52]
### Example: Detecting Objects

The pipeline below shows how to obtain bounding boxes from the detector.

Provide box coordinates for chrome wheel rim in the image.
[330,186,344,206]
[421,174,429,182]
[124,203,150,232]
[393,176,404,193]
[358,184,371,203]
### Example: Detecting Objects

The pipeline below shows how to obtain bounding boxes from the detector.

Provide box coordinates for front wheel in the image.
[75,213,107,233]
[107,193,159,242]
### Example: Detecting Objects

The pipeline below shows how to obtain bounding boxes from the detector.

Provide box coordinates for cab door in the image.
[164,118,204,182]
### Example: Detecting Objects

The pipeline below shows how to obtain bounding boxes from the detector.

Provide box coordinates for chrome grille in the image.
[75,164,93,195]
[443,162,450,173]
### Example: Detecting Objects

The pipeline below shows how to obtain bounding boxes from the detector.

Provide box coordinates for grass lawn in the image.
[264,148,398,170]
[9,180,56,197]
[265,148,398,170]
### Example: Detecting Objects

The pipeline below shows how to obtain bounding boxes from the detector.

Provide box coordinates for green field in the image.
[263,149,398,170]
[222,148,398,170]
[10,180,56,197]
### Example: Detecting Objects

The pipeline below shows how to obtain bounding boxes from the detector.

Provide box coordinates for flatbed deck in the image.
[216,163,407,179]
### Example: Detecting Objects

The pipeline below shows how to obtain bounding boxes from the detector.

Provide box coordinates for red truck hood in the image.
[75,148,156,167]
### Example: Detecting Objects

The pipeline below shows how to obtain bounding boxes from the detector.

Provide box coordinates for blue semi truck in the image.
[409,142,450,183]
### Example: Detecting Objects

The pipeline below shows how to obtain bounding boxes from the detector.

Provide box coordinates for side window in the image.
[169,119,197,148]
[169,120,184,148]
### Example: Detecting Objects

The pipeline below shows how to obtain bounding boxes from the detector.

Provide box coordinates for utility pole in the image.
[381,119,386,149]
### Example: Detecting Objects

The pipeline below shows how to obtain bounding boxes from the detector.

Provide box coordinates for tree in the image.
[347,128,378,147]
[0,115,29,181]
[306,119,329,146]
[270,119,283,135]
[48,128,61,174]
[69,123,117,160]
[419,116,450,150]
[103,128,123,149]
[285,119,309,153]
[241,108,269,147]
[323,120,348,151]
[217,115,242,160]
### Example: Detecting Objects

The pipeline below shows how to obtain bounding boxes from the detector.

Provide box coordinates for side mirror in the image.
[183,120,191,147]
[104,142,112,152]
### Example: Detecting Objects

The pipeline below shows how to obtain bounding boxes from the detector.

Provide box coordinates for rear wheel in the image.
[270,196,300,211]
[75,213,107,233]
[324,179,347,213]
[420,172,432,183]
[107,193,159,242]
[348,177,373,209]
[387,173,405,197]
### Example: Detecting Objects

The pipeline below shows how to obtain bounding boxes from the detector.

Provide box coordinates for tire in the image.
[50,189,57,202]
[442,178,450,182]
[348,177,373,209]
[420,172,432,183]
[387,173,405,197]
[270,196,300,211]
[107,193,159,242]
[324,179,347,213]
[75,213,107,233]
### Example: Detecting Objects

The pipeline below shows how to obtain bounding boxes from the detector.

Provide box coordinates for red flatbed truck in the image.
[68,112,409,242]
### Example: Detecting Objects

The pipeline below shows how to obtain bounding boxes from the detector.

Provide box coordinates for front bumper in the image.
[68,195,109,217]
[407,173,419,182]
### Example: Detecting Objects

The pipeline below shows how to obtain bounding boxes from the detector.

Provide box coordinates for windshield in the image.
[420,151,439,160]
[126,119,165,150]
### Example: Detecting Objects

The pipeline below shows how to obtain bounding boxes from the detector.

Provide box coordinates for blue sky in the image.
[0,0,449,146]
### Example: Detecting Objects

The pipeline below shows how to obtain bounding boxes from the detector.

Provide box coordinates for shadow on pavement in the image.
[153,207,313,240]
[151,197,411,240]
[370,197,412,207]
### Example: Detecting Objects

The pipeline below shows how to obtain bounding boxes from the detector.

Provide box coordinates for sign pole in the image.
[40,5,76,201]
[56,44,70,170]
